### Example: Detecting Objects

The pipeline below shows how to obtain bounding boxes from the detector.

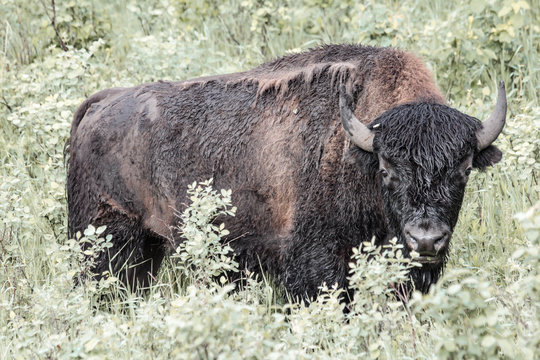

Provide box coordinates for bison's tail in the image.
[64,88,126,165]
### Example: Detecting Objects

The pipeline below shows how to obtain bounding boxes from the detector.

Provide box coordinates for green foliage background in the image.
[0,0,539,358]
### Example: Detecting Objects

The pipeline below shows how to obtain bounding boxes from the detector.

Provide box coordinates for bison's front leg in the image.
[281,238,351,301]
[225,233,289,286]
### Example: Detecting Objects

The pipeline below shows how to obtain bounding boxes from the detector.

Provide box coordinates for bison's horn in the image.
[339,84,374,152]
[477,80,507,150]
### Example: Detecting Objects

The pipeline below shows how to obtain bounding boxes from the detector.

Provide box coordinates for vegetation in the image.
[0,0,538,358]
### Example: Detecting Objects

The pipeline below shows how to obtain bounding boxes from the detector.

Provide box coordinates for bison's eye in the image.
[378,157,397,188]
[464,167,472,176]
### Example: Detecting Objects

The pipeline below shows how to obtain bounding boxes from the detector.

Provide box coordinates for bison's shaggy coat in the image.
[67,44,503,297]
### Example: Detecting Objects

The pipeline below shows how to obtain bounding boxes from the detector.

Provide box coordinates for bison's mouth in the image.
[414,255,443,265]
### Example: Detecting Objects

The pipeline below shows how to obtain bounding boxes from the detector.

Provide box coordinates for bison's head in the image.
[339,82,506,292]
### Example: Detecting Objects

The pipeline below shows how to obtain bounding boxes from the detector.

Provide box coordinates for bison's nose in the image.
[403,223,449,256]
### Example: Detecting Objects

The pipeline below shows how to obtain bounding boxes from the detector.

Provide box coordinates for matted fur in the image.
[67,44,502,297]
[174,44,445,122]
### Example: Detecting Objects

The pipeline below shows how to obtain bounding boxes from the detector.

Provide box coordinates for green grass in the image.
[0,0,539,358]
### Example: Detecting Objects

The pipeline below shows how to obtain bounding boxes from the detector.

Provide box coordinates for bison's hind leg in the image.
[128,231,167,289]
[88,198,167,291]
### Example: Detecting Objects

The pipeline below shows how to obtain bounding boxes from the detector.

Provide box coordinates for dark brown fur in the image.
[67,45,472,295]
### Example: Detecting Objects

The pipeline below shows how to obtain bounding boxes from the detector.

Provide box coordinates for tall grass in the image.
[0,0,538,358]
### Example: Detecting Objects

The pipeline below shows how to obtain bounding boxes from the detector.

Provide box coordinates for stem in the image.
[40,0,68,51]
[0,95,12,112]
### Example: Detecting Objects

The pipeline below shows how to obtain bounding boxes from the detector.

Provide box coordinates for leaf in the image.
[443,339,457,351]
[448,284,462,295]
[84,338,99,352]
[498,5,512,17]
[96,225,107,235]
[512,1,530,12]
[470,1,485,13]
[483,48,497,60]
[84,225,96,236]
[498,339,515,357]
[509,13,524,27]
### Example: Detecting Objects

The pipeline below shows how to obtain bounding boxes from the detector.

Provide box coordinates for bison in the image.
[67,44,506,297]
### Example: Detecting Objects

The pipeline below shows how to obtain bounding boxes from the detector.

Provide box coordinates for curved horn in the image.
[339,84,374,152]
[477,80,507,150]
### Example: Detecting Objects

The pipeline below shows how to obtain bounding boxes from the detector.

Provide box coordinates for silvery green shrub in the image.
[172,179,239,287]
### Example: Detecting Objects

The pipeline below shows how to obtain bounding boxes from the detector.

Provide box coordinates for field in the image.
[0,0,539,358]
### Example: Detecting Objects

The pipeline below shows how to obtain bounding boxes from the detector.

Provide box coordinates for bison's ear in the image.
[473,145,502,170]
[344,146,379,175]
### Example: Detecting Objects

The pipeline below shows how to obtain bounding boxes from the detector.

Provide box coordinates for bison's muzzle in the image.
[403,222,450,264]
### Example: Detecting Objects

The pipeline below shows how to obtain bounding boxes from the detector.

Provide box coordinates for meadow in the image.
[0,0,538,358]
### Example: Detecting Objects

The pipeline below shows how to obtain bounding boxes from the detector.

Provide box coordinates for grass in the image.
[0,0,539,358]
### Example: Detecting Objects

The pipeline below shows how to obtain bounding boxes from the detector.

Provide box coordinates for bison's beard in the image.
[408,262,445,293]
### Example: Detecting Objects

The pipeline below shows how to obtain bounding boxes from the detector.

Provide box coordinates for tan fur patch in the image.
[253,101,302,236]
[136,92,160,122]
[95,195,138,221]
[253,62,356,99]
[319,120,344,179]
[393,52,445,106]
[355,49,445,125]
[174,61,359,102]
